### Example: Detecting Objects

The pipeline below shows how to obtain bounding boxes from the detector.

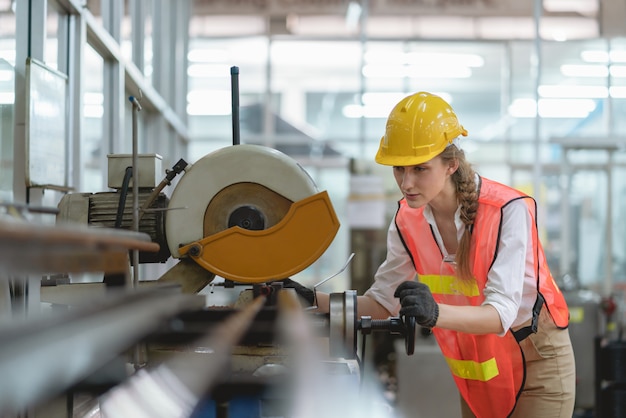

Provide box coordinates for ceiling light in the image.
[187,64,230,78]
[362,64,472,79]
[581,50,626,63]
[0,69,12,81]
[560,64,608,77]
[364,51,484,68]
[361,92,407,107]
[187,49,229,63]
[342,104,392,119]
[508,98,596,118]
[610,65,626,77]
[538,84,608,98]
[543,0,598,14]
[0,92,13,104]
[83,92,103,105]
[84,105,103,119]
[538,98,596,118]
[187,89,232,115]
[609,86,626,98]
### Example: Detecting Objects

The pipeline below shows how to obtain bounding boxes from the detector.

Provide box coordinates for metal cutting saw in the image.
[165,143,340,286]
[57,143,340,293]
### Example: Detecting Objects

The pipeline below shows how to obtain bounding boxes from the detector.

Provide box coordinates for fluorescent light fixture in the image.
[508,98,596,118]
[363,51,406,64]
[508,98,536,118]
[188,64,231,78]
[408,65,472,78]
[187,102,231,116]
[187,49,229,63]
[0,50,15,65]
[362,65,405,78]
[581,50,626,63]
[0,69,12,81]
[361,92,407,107]
[343,104,392,118]
[543,0,598,14]
[610,65,626,77]
[189,16,265,37]
[364,51,484,68]
[187,89,232,115]
[0,92,13,104]
[538,84,608,98]
[581,50,608,63]
[610,50,626,62]
[405,53,484,68]
[84,92,103,105]
[539,98,596,117]
[84,105,103,118]
[561,63,626,78]
[560,64,608,77]
[363,64,472,78]
[609,86,626,98]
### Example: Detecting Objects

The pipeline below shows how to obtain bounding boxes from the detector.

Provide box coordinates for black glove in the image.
[281,278,315,306]
[394,281,439,328]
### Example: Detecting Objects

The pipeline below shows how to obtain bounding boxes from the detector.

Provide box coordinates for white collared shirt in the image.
[364,183,537,335]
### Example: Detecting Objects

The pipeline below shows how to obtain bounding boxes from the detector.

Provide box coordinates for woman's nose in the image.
[401,171,414,189]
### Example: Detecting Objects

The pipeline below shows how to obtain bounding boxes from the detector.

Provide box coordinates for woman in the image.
[314,92,576,417]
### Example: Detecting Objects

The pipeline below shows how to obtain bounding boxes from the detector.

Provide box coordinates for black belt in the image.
[513,293,545,342]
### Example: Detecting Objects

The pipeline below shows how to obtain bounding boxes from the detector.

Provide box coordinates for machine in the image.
[52,142,416,418]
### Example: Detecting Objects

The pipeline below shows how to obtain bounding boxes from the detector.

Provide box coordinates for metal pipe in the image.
[129,94,145,371]
[532,0,544,232]
[129,94,143,290]
[605,151,613,296]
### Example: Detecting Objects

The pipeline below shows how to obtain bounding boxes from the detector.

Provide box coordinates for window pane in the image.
[83,44,104,191]
[0,7,15,201]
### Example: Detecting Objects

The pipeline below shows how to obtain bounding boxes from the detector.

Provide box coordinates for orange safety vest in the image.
[395,176,569,418]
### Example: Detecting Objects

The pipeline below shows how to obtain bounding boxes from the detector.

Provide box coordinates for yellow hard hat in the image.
[375,92,468,166]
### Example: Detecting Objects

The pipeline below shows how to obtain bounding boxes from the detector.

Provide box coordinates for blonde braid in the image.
[440,145,477,281]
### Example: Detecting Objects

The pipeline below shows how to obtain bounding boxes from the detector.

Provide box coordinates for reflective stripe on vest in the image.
[421,274,480,297]
[445,357,499,381]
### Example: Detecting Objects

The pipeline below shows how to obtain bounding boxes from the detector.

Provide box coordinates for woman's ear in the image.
[447,158,460,175]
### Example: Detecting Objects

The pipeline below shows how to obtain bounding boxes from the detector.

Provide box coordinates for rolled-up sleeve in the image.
[482,199,533,335]
[364,220,417,317]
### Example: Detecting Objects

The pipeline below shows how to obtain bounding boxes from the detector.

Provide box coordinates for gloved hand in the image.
[394,281,439,328]
[281,278,315,306]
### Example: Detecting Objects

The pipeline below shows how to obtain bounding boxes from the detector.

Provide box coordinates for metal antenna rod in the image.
[231,66,240,145]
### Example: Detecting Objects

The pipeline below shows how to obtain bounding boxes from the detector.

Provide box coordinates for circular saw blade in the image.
[203,182,292,237]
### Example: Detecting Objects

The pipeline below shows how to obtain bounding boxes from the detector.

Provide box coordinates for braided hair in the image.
[439,145,477,281]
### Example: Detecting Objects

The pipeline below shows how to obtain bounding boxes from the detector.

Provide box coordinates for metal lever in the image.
[304,252,355,311]
[138,158,189,222]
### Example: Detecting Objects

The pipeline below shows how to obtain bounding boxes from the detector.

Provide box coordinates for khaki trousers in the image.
[460,308,576,417]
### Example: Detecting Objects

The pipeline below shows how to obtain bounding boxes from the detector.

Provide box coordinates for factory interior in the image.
[1,0,626,417]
